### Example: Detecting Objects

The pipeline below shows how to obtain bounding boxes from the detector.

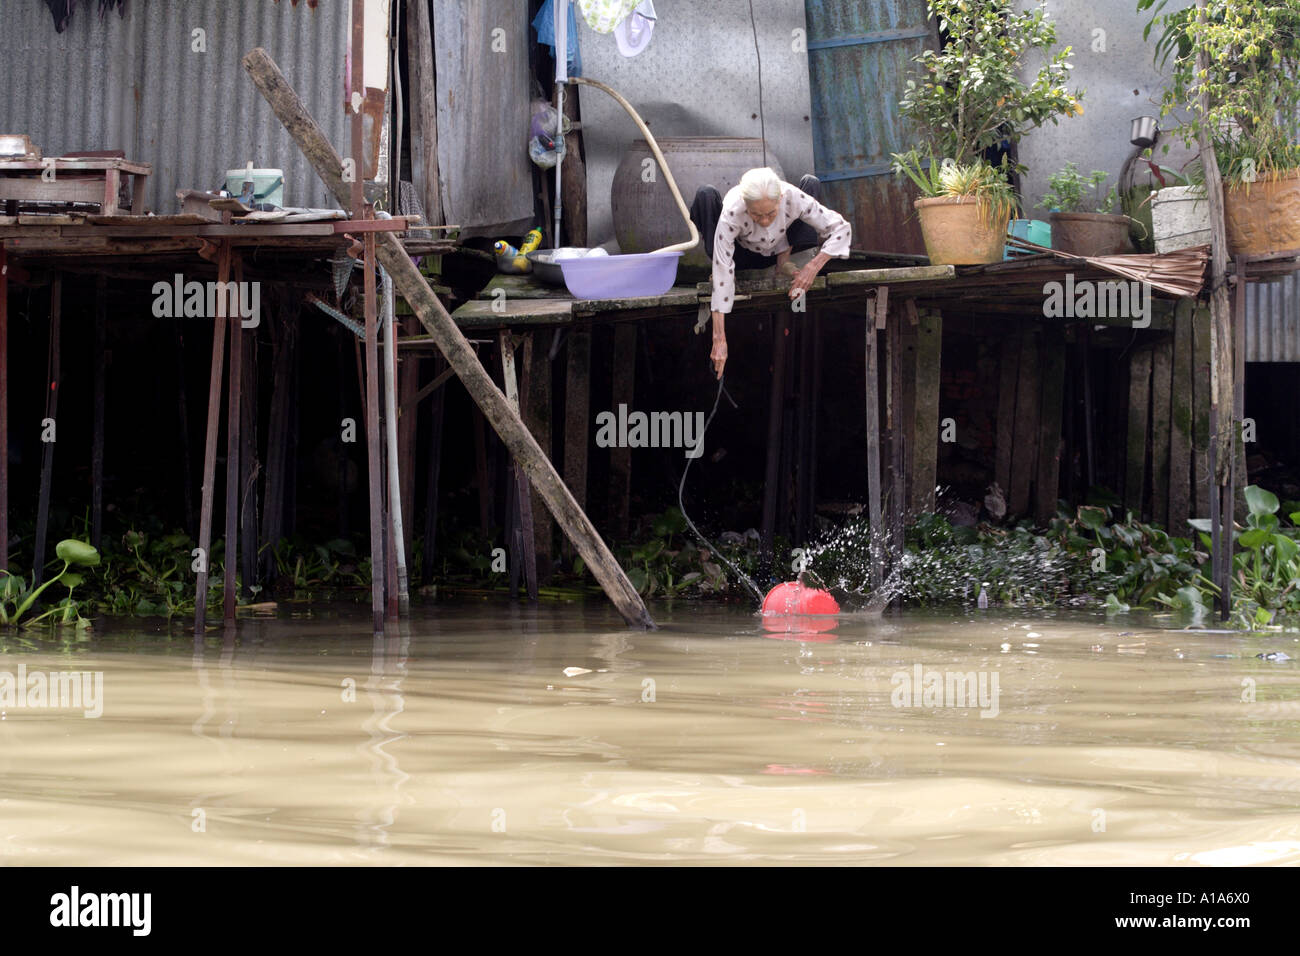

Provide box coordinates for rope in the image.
[747,0,767,169]
[677,374,765,605]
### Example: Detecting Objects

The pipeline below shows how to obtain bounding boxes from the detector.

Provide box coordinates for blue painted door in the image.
[804,0,936,255]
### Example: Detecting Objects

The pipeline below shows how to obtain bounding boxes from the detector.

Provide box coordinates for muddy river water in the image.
[2,601,1298,865]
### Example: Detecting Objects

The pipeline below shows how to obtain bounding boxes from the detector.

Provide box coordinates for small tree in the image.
[897,0,1083,169]
[1141,0,1300,185]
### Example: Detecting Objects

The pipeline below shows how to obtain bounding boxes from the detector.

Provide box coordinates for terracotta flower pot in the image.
[1223,170,1300,257]
[1049,211,1132,256]
[914,196,1010,265]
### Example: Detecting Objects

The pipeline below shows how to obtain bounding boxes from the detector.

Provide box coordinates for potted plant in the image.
[891,0,1083,265]
[1042,163,1132,255]
[1145,155,1211,253]
[1141,0,1300,256]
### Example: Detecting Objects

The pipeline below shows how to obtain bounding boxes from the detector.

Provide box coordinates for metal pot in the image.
[1130,116,1159,148]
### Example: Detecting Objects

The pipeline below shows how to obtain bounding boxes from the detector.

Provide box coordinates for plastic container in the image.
[1004,218,1051,259]
[557,251,682,299]
[224,167,284,207]
[1151,185,1211,253]
[761,581,840,616]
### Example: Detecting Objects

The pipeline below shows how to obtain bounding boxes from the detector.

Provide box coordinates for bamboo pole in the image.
[195,241,231,633]
[242,47,654,629]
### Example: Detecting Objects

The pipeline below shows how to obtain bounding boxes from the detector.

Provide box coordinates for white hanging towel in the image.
[614,0,657,57]
[577,0,639,34]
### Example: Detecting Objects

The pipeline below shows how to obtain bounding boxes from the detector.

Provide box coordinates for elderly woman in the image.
[690,168,852,379]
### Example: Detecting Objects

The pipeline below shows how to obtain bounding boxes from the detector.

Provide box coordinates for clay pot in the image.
[1050,211,1132,256]
[914,196,1010,265]
[1223,171,1300,257]
[611,136,782,270]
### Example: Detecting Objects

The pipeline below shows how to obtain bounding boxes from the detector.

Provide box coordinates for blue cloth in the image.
[533,0,582,78]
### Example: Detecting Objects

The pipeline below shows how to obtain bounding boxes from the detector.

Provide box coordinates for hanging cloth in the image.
[44,0,75,32]
[576,0,639,35]
[533,0,582,78]
[614,0,656,57]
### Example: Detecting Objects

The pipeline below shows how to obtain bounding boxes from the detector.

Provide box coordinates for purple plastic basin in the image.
[557,251,683,300]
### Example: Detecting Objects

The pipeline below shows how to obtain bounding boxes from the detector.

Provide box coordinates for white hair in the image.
[739,167,782,203]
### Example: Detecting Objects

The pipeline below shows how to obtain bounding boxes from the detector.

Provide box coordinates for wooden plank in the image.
[1150,335,1173,528]
[500,331,538,601]
[562,328,591,559]
[87,214,212,226]
[1008,328,1040,518]
[224,253,245,623]
[911,308,942,514]
[1192,304,1212,518]
[194,242,230,632]
[887,312,905,592]
[827,264,956,286]
[0,158,151,173]
[1125,347,1152,517]
[0,177,106,204]
[1035,327,1067,525]
[1169,299,1193,533]
[994,332,1019,497]
[561,87,587,247]
[452,298,573,326]
[609,323,637,540]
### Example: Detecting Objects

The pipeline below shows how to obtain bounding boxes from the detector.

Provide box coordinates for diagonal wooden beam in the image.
[241,47,654,629]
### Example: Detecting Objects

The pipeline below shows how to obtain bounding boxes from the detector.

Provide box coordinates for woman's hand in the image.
[788,250,833,300]
[710,312,727,379]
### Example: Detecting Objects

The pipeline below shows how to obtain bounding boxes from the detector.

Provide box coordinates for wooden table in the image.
[0,158,152,215]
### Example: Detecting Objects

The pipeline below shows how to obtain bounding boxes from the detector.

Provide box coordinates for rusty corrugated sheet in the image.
[804,0,935,255]
[430,0,533,237]
[1245,274,1300,363]
[1,0,349,212]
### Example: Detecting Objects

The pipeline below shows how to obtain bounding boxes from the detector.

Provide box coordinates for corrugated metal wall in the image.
[1245,275,1300,363]
[804,0,935,256]
[1,0,349,212]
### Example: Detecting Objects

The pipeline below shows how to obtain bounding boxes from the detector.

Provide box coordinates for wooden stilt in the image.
[500,331,538,601]
[194,241,230,633]
[422,352,446,585]
[1150,336,1173,529]
[472,404,490,539]
[239,260,259,600]
[1233,255,1248,521]
[887,309,905,599]
[864,302,883,590]
[1169,300,1193,534]
[1192,304,1212,518]
[795,312,815,545]
[911,308,942,515]
[1034,326,1066,525]
[994,332,1019,498]
[364,229,385,631]
[1125,347,1152,519]
[399,314,420,567]
[762,312,788,571]
[897,310,918,516]
[33,275,62,587]
[562,329,591,561]
[261,295,294,582]
[175,321,195,537]
[91,276,107,551]
[223,253,243,623]
[0,241,7,572]
[1008,326,1039,518]
[524,331,553,584]
[1081,328,1096,492]
[609,323,637,541]
[243,46,654,628]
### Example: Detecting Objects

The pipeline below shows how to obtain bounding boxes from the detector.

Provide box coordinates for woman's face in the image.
[746,195,780,228]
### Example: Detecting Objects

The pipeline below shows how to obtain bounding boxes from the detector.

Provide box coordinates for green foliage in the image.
[1140,0,1300,184]
[890,149,1021,225]
[618,508,732,598]
[0,539,101,627]
[897,0,1082,167]
[1042,163,1120,214]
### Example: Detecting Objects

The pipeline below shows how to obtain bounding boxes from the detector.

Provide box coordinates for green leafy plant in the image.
[1140,0,1300,188]
[891,150,1021,226]
[0,539,101,627]
[1043,163,1120,214]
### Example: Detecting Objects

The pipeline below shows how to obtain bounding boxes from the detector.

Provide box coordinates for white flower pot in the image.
[1151,185,1211,253]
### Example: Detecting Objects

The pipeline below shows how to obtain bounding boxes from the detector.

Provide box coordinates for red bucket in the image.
[761,581,840,616]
